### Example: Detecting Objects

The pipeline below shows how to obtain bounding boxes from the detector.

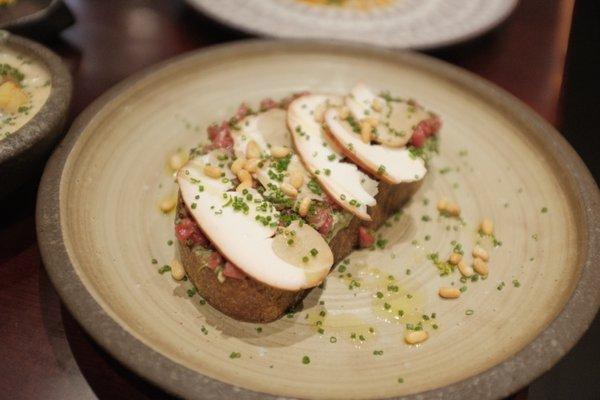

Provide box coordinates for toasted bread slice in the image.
[176,178,421,323]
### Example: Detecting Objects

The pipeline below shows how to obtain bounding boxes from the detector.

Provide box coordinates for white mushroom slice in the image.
[272,220,333,282]
[346,82,435,148]
[184,150,236,192]
[231,108,327,202]
[325,108,427,184]
[231,108,290,158]
[254,108,291,148]
[288,94,378,221]
[177,161,332,290]
[361,172,379,197]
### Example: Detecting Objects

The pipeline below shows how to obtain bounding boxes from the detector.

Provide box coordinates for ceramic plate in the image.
[187,0,518,49]
[37,41,600,400]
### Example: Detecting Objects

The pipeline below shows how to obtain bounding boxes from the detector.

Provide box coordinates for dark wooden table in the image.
[1,0,598,399]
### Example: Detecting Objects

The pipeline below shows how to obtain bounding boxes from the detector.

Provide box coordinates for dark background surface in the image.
[0,0,598,399]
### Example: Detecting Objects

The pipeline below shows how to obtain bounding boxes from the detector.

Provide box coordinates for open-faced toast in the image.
[176,179,422,322]
[173,84,440,323]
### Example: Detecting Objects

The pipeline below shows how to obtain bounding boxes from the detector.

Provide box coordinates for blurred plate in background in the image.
[187,0,518,49]
[0,0,73,38]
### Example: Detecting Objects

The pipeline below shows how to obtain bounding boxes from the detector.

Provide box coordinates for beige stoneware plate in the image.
[37,41,600,400]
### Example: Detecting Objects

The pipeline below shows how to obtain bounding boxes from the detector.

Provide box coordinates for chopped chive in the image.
[158,265,171,274]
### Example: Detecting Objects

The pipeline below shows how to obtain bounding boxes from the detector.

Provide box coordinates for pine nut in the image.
[480,218,494,236]
[439,287,461,299]
[365,117,379,126]
[246,140,261,159]
[289,171,303,189]
[217,269,226,283]
[445,202,461,217]
[170,259,185,280]
[230,157,246,175]
[236,169,252,183]
[473,258,489,276]
[159,194,177,213]
[448,252,462,265]
[169,152,187,171]
[405,330,428,345]
[360,120,372,143]
[236,180,252,192]
[457,261,474,277]
[203,165,222,179]
[280,183,298,198]
[338,106,349,119]
[472,245,489,261]
[244,158,261,173]
[372,98,384,112]
[298,197,311,217]
[437,198,448,212]
[271,146,291,158]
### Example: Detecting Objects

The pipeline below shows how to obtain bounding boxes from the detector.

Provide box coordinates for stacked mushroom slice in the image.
[288,94,380,221]
[177,83,440,290]
[230,108,328,207]
[289,83,439,221]
[324,83,431,186]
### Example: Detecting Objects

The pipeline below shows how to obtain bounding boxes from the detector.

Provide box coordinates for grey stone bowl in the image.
[0,31,72,196]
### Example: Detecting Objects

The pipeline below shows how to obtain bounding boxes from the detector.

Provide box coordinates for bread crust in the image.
[176,179,421,323]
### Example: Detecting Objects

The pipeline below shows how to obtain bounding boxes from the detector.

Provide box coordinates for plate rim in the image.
[185,0,519,50]
[36,39,600,400]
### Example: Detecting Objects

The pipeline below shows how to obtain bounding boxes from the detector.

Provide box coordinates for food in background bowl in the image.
[0,45,51,141]
[0,32,71,196]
